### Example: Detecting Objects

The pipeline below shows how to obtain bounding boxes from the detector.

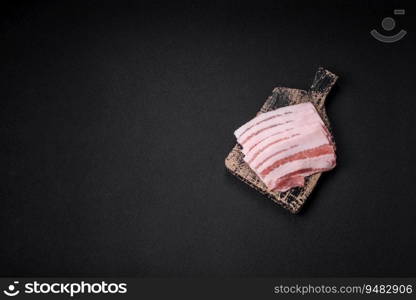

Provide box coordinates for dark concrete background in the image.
[1,0,415,276]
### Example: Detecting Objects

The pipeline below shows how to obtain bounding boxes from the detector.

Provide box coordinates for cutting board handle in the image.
[309,67,338,109]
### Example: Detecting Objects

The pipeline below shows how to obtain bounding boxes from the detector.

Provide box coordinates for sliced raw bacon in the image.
[245,123,327,165]
[233,102,336,192]
[237,107,322,146]
[234,102,313,138]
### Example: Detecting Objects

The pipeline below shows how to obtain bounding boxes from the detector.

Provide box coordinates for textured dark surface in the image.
[1,0,416,277]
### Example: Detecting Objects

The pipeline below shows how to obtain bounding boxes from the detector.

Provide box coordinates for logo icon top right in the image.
[371,9,407,43]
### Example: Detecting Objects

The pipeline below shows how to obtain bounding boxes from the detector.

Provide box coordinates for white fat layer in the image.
[240,117,324,155]
[234,102,317,138]
[263,154,335,187]
[236,107,321,144]
[246,127,330,171]
[243,123,327,162]
[272,168,333,192]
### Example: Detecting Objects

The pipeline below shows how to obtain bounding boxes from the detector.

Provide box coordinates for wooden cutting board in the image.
[225,68,338,213]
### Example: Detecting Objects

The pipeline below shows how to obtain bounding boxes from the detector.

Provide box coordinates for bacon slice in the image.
[234,102,314,138]
[237,108,323,147]
[233,102,336,192]
[244,123,327,165]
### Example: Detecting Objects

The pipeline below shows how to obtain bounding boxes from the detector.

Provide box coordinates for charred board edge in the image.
[225,68,338,214]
